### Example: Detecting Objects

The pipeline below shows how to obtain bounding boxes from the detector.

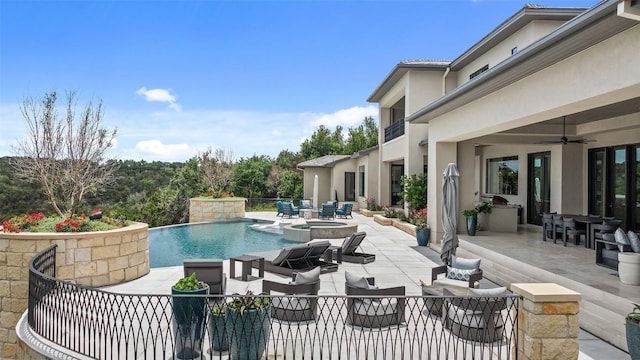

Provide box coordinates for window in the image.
[486,156,518,195]
[469,64,489,80]
[358,166,365,197]
[345,172,355,201]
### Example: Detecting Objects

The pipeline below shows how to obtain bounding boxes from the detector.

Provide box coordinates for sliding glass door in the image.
[527,152,550,225]
[589,144,639,230]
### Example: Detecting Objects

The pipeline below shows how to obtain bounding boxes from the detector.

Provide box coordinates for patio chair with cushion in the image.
[183,259,227,295]
[344,272,405,328]
[339,232,375,264]
[552,214,564,244]
[542,212,556,241]
[320,203,335,220]
[444,286,509,342]
[299,200,312,209]
[282,202,299,218]
[276,200,284,217]
[430,256,483,289]
[335,203,353,219]
[562,217,586,247]
[262,267,321,322]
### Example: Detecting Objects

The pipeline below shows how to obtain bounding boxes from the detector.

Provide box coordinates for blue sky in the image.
[0,0,598,162]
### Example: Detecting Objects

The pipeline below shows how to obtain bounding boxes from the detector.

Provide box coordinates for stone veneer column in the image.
[511,283,581,360]
[189,198,246,222]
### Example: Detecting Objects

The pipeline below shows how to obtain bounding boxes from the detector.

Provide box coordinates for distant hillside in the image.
[0,157,185,221]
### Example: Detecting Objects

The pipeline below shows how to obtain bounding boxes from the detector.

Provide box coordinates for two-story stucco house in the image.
[362,0,640,238]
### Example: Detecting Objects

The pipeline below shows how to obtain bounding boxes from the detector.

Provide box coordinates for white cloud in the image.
[135,140,195,159]
[136,87,182,112]
[310,105,378,128]
[0,104,379,161]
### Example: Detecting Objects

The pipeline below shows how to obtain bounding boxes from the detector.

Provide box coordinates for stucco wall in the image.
[0,223,149,358]
[189,198,246,222]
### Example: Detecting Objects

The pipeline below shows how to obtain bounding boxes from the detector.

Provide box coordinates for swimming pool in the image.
[149,220,297,268]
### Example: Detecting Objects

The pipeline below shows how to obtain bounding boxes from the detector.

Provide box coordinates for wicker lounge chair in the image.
[443,286,509,342]
[340,232,375,264]
[249,242,338,277]
[430,256,483,289]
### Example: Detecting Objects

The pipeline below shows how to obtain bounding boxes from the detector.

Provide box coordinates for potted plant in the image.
[475,201,493,230]
[410,208,430,246]
[209,303,229,352]
[462,209,478,236]
[171,272,209,360]
[226,290,271,360]
[627,303,640,359]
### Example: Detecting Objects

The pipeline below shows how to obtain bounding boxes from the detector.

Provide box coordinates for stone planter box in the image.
[1,223,149,358]
[189,197,246,222]
[360,209,385,217]
[373,215,393,226]
[392,219,417,237]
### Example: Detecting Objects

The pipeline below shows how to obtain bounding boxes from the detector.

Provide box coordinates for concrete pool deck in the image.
[105,211,629,359]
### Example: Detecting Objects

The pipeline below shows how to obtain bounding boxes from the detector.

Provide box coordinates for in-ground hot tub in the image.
[283,221,358,242]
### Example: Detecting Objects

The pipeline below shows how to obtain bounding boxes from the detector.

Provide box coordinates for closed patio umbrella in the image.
[312,175,319,210]
[441,163,460,266]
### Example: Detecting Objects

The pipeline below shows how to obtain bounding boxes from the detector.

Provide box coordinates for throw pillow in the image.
[291,266,320,285]
[447,266,475,282]
[628,231,640,253]
[452,256,481,270]
[468,287,507,297]
[345,271,371,289]
[614,228,631,252]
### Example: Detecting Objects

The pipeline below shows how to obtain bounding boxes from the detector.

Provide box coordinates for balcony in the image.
[384,120,405,142]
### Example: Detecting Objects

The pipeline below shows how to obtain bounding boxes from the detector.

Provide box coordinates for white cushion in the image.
[345,271,377,290]
[468,287,507,297]
[271,297,312,311]
[353,298,398,316]
[628,231,640,253]
[432,278,471,289]
[447,266,475,281]
[291,267,320,285]
[446,305,504,329]
[615,228,631,252]
[452,256,481,270]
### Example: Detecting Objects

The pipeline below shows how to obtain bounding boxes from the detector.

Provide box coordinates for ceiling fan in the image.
[538,116,595,145]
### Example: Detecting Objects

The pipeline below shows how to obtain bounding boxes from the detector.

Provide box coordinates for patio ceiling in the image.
[475,97,640,145]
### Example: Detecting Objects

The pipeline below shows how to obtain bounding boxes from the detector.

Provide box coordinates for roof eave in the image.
[407,0,634,124]
[367,62,450,103]
[451,6,587,70]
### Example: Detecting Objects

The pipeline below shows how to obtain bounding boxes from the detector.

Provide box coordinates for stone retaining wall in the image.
[0,223,149,358]
[189,198,246,222]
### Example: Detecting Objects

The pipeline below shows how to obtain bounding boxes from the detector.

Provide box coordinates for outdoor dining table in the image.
[560,214,602,249]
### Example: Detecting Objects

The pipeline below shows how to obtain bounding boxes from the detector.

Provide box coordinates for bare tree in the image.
[11,91,118,217]
[198,147,234,193]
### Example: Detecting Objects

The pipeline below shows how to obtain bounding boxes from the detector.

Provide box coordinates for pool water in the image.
[149,220,296,268]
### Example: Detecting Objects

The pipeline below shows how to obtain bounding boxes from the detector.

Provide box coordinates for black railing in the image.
[384,120,405,142]
[27,246,520,359]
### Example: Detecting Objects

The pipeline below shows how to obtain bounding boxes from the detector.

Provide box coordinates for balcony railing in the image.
[384,120,405,142]
[27,245,520,359]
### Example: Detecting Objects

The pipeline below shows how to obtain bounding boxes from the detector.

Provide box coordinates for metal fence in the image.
[28,246,519,359]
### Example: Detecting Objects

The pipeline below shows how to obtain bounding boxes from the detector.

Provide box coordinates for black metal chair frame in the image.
[431,265,483,288]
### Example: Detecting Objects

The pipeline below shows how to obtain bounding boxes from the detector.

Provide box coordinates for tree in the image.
[198,147,234,192]
[344,116,378,155]
[232,155,273,199]
[11,91,118,216]
[300,125,344,159]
